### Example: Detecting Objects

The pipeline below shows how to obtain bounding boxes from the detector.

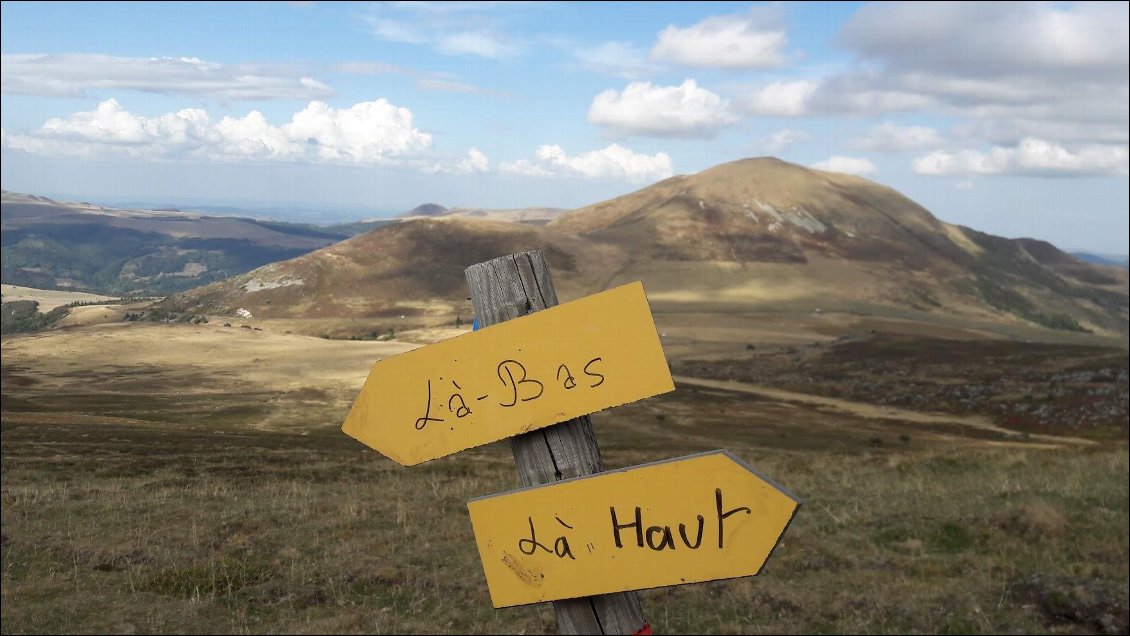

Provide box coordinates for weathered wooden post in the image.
[464,250,648,635]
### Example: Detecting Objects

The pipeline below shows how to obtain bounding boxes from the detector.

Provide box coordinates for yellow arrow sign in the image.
[467,450,801,607]
[342,282,674,465]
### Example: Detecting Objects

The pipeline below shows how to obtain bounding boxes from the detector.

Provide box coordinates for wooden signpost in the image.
[343,251,800,634]
[468,450,800,607]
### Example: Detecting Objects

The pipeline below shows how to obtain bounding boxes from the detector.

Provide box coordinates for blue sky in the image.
[1,1,1127,253]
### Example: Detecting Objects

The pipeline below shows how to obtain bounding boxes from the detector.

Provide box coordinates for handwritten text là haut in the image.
[516,488,753,562]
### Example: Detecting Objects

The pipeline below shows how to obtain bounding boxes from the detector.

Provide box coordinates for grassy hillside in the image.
[2,224,316,295]
[1,192,346,296]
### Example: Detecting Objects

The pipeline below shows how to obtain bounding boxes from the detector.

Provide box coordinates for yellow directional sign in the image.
[342,282,674,466]
[467,450,801,607]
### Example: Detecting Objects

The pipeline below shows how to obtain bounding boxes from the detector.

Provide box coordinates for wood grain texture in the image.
[465,251,647,635]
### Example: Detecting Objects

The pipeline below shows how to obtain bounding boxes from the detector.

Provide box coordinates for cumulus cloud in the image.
[810,156,878,176]
[737,74,935,118]
[852,122,944,152]
[425,147,491,175]
[500,144,673,183]
[842,2,1127,78]
[831,3,1126,145]
[736,80,818,117]
[764,128,810,153]
[651,9,786,69]
[3,98,434,164]
[286,100,432,162]
[0,54,333,100]
[732,2,1127,153]
[588,80,738,138]
[912,138,1129,177]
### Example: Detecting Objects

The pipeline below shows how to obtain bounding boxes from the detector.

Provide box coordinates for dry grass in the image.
[2,417,1126,635]
[2,323,1127,633]
[1,284,116,312]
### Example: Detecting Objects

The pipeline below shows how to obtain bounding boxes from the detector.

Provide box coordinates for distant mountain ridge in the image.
[397,203,566,224]
[1,191,347,295]
[398,203,448,218]
[1072,252,1129,268]
[164,157,1128,340]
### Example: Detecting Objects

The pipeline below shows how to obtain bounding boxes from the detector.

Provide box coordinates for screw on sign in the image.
[342,251,800,634]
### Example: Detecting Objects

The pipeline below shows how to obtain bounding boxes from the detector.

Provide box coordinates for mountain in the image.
[1,191,348,295]
[398,203,449,218]
[1071,252,1129,269]
[166,217,620,324]
[397,203,566,224]
[547,158,1126,334]
[165,158,1127,339]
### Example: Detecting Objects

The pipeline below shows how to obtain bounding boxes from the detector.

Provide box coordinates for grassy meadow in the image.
[2,322,1128,634]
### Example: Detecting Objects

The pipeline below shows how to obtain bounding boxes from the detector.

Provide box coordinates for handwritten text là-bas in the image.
[516,489,753,561]
[414,356,606,431]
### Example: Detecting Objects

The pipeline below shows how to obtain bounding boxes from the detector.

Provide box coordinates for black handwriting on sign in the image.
[414,379,445,430]
[609,488,751,551]
[557,364,577,390]
[518,516,575,560]
[497,359,545,407]
[447,380,473,418]
[583,357,605,387]
[414,356,609,430]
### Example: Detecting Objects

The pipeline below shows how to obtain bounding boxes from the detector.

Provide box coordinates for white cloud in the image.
[588,80,738,138]
[365,4,521,59]
[369,18,426,44]
[731,2,1127,155]
[500,144,673,183]
[825,2,1128,146]
[651,9,786,69]
[810,156,878,176]
[437,31,519,59]
[422,145,492,172]
[285,100,432,162]
[577,41,660,79]
[843,2,1127,78]
[737,80,817,117]
[216,110,302,159]
[0,54,333,100]
[737,74,934,118]
[852,122,944,152]
[427,147,491,175]
[416,78,489,94]
[912,138,1129,177]
[335,61,407,75]
[764,128,810,153]
[460,148,490,173]
[336,61,492,96]
[4,98,433,165]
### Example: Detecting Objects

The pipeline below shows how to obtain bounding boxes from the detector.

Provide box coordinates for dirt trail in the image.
[673,375,1097,448]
